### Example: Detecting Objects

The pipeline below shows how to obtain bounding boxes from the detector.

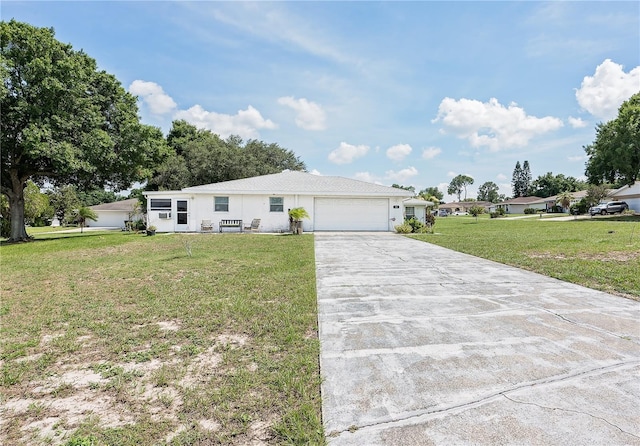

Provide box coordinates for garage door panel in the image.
[314,198,389,231]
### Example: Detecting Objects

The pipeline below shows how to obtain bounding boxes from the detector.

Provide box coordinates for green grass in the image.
[1,232,323,445]
[410,214,640,299]
[24,225,79,234]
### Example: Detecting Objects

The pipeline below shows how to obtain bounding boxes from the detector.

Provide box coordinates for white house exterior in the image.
[89,198,142,228]
[143,171,413,233]
[403,198,434,223]
[609,181,640,212]
[490,196,546,214]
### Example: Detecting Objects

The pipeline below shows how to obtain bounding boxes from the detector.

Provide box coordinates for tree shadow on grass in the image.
[0,231,139,246]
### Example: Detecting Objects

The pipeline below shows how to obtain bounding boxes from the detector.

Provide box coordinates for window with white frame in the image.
[150,199,171,210]
[270,197,284,212]
[214,196,229,212]
[405,206,415,219]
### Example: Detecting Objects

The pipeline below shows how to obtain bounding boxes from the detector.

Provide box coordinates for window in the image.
[405,206,415,219]
[270,197,284,212]
[150,199,171,210]
[214,196,229,212]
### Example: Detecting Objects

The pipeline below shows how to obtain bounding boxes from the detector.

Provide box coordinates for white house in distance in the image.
[143,171,414,233]
[609,181,640,212]
[490,196,545,214]
[88,198,142,228]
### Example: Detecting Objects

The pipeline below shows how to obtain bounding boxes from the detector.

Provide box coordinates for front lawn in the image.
[410,214,640,299]
[0,232,323,445]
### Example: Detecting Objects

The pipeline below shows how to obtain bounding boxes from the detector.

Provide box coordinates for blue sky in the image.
[5,1,639,200]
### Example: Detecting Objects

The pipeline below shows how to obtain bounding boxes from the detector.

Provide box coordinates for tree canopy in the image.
[418,187,444,201]
[585,92,640,186]
[1,20,169,241]
[530,172,585,198]
[148,121,306,190]
[447,175,474,201]
[511,160,532,198]
[477,181,500,203]
[391,184,415,193]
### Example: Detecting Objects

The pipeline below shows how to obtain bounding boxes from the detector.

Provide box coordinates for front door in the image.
[175,199,189,231]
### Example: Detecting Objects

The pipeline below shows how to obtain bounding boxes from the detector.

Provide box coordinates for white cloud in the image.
[447,171,457,178]
[575,59,640,121]
[309,169,322,176]
[568,155,587,162]
[421,147,442,160]
[386,144,412,161]
[496,173,508,181]
[568,116,587,128]
[433,97,563,151]
[385,166,418,183]
[354,172,381,184]
[129,80,177,115]
[328,142,369,165]
[174,105,277,139]
[277,96,327,130]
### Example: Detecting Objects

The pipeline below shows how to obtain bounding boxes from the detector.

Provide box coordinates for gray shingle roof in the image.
[182,171,414,197]
[498,196,544,205]
[89,198,139,211]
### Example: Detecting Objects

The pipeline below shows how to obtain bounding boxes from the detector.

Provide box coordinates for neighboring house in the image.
[403,198,434,223]
[88,198,142,228]
[609,181,640,212]
[439,201,493,214]
[490,196,545,214]
[527,190,589,213]
[143,171,413,233]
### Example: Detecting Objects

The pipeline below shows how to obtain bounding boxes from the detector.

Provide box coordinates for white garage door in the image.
[314,198,389,231]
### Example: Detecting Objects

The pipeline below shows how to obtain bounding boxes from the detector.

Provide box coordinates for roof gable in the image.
[181,171,413,197]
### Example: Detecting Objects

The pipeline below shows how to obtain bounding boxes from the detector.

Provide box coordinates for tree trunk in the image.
[6,171,30,242]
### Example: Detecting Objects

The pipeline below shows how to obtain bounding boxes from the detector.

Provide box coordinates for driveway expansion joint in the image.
[327,360,640,438]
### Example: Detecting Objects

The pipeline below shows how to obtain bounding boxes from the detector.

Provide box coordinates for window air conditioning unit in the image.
[159,212,171,219]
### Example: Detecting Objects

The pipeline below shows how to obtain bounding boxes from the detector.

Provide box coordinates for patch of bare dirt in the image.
[527,251,640,262]
[1,326,254,445]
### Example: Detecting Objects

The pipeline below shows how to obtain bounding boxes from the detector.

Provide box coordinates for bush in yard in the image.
[524,208,537,214]
[395,223,413,233]
[496,207,505,216]
[406,218,426,233]
[570,199,588,215]
[468,205,485,219]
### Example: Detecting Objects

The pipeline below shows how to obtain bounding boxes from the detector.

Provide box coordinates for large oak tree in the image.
[585,92,640,186]
[1,20,169,241]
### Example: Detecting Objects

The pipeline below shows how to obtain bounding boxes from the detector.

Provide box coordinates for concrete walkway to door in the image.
[315,232,640,445]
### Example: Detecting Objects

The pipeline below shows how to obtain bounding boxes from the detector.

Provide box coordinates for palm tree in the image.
[75,206,98,233]
[556,191,574,213]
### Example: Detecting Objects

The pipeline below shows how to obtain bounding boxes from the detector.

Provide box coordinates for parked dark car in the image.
[589,201,629,216]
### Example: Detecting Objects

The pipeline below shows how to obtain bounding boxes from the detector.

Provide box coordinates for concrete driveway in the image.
[315,233,640,445]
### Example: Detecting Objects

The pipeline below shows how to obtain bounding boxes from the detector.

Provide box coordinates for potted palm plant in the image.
[288,207,309,234]
[147,225,156,236]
